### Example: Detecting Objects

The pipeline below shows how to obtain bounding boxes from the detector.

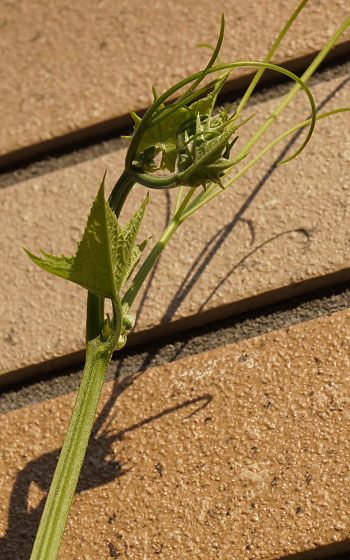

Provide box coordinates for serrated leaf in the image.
[24,176,149,300]
[24,177,119,299]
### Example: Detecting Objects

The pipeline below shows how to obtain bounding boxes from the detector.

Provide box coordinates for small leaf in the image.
[117,194,149,290]
[122,111,143,141]
[126,71,231,176]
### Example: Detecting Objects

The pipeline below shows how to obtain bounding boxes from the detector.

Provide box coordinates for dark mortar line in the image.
[2,268,349,388]
[0,53,348,188]
[0,280,349,414]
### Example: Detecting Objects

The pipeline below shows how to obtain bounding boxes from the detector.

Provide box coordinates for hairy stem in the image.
[108,170,136,218]
[30,344,118,559]
[30,297,122,560]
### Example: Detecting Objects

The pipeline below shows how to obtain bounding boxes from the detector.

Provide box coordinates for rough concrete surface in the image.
[0,0,348,162]
[1,309,350,559]
[1,73,349,379]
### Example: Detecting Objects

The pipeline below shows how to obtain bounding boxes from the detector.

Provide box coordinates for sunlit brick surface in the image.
[1,310,350,558]
[0,0,348,159]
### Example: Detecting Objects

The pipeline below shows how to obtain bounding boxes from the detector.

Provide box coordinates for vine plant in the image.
[25,1,349,558]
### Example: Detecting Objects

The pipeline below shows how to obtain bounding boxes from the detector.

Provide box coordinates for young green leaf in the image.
[130,104,189,172]
[24,176,149,300]
[118,196,149,289]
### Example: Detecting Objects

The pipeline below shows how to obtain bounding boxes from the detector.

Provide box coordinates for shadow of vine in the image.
[0,367,212,558]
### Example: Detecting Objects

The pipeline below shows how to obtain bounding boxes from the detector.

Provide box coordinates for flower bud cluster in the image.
[174,108,240,189]
[126,90,248,191]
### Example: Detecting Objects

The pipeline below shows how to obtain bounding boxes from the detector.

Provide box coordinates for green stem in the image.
[108,170,136,218]
[175,187,196,218]
[122,217,180,309]
[29,339,118,560]
[30,294,122,560]
[86,292,104,342]
[174,185,185,214]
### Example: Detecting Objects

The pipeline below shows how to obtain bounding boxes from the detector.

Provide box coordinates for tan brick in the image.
[1,309,350,558]
[0,0,348,160]
[1,73,349,380]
